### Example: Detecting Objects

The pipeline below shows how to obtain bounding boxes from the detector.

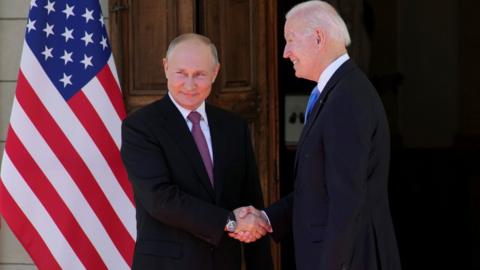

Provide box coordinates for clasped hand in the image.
[228,206,272,243]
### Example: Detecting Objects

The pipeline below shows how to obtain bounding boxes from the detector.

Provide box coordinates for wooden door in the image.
[109,0,280,268]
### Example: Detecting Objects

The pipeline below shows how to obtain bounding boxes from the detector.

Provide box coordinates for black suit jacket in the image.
[121,95,273,270]
[266,60,401,270]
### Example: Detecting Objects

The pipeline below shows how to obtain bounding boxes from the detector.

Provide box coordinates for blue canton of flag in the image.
[26,0,111,100]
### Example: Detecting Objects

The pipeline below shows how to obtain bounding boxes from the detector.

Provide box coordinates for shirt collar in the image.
[168,92,209,124]
[316,53,350,94]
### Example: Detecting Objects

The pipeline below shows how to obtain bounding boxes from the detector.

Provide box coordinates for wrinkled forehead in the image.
[169,40,208,57]
[284,16,310,38]
[168,43,217,71]
[168,40,217,66]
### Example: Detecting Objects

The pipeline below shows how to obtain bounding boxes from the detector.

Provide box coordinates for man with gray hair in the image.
[233,1,401,269]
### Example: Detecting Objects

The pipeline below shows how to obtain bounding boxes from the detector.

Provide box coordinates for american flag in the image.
[0,0,135,269]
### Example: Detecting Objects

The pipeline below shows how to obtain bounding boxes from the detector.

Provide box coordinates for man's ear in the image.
[212,63,221,83]
[163,58,168,77]
[314,28,325,48]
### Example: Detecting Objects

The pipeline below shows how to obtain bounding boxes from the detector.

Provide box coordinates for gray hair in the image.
[286,0,351,46]
[165,33,219,64]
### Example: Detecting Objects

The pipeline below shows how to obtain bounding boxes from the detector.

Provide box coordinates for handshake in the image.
[227,206,272,243]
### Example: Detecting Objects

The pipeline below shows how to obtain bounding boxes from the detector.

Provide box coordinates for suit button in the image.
[305,154,310,158]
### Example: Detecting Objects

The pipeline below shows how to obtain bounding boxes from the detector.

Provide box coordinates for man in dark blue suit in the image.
[232,1,402,269]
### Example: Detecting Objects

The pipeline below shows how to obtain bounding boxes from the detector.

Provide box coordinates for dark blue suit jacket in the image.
[121,95,272,270]
[266,60,401,270]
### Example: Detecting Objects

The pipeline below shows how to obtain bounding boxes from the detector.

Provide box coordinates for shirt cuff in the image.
[261,210,273,232]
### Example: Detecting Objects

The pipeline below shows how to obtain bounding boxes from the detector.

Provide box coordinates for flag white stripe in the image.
[108,56,121,89]
[9,98,130,270]
[83,76,122,148]
[21,43,136,238]
[1,153,85,270]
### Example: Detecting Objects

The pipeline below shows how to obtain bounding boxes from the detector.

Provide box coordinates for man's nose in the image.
[283,45,290,59]
[184,77,195,90]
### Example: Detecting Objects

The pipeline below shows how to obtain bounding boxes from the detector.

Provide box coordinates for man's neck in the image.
[315,46,347,81]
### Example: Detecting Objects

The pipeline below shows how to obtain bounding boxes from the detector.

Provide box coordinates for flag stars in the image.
[26,19,36,33]
[61,27,74,42]
[44,0,55,15]
[62,4,75,19]
[81,31,94,46]
[60,50,73,65]
[43,23,54,38]
[59,73,72,87]
[80,54,93,69]
[30,0,38,8]
[99,15,105,27]
[100,36,108,50]
[82,8,94,23]
[41,46,53,61]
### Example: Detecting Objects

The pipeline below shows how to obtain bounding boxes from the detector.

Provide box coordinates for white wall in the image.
[0,1,109,269]
[397,0,459,147]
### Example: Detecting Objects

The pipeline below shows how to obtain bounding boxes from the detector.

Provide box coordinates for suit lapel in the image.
[206,105,227,203]
[158,96,216,200]
[293,60,356,175]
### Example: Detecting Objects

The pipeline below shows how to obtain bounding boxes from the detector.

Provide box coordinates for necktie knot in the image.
[188,111,201,124]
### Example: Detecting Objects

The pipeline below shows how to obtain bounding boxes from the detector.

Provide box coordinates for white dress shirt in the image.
[315,53,350,95]
[168,93,214,163]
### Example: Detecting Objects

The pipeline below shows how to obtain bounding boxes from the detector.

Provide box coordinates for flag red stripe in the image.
[0,179,62,270]
[68,91,134,203]
[5,127,108,270]
[97,65,126,120]
[16,71,134,265]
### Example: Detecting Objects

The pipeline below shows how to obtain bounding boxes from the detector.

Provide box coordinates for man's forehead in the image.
[284,26,301,40]
[173,40,206,53]
[284,16,303,33]
[284,16,315,39]
[168,41,213,63]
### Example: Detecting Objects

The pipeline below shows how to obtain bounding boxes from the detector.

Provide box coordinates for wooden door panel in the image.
[131,0,168,93]
[216,0,252,91]
[111,0,195,111]
[203,0,256,104]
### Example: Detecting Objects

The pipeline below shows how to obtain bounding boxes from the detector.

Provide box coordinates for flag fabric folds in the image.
[0,0,135,269]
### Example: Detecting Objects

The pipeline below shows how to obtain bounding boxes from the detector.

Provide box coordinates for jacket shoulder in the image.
[123,99,164,125]
[206,104,246,126]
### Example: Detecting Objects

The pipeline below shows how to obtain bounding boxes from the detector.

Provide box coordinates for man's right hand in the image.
[228,206,272,243]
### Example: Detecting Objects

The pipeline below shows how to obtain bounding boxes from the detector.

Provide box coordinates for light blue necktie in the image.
[305,86,320,123]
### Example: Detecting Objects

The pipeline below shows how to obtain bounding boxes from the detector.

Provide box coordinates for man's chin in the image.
[181,101,201,111]
[294,71,306,80]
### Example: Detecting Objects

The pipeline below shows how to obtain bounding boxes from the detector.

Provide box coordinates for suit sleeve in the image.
[264,192,293,242]
[321,88,372,269]
[121,118,229,246]
[239,121,274,270]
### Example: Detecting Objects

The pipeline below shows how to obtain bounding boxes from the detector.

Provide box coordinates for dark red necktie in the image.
[187,111,214,187]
